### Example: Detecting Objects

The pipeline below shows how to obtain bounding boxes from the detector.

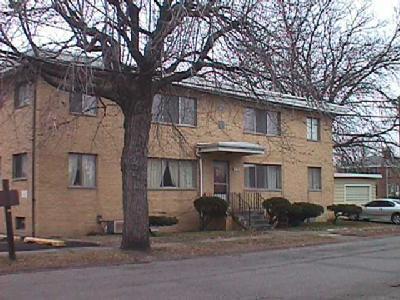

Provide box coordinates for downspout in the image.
[195,147,203,196]
[31,81,37,237]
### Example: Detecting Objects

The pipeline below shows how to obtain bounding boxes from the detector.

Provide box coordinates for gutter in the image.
[31,80,37,237]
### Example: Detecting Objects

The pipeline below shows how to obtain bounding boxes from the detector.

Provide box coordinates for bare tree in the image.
[0,0,259,250]
[236,0,400,163]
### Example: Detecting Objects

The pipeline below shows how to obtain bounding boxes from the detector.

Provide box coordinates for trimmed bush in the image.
[149,216,178,227]
[262,197,292,227]
[327,204,362,224]
[194,196,228,231]
[289,202,324,226]
[263,198,324,227]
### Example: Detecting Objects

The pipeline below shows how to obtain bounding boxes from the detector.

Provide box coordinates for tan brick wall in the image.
[0,79,335,237]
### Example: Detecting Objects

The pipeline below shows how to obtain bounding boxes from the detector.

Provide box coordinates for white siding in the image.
[334,178,377,204]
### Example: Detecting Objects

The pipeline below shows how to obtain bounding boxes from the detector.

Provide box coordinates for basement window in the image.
[15,217,26,230]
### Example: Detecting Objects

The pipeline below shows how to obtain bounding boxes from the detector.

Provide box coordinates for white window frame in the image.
[68,153,97,188]
[12,153,28,181]
[15,82,34,109]
[152,95,197,127]
[307,117,320,141]
[244,163,282,191]
[70,92,98,117]
[244,107,281,136]
[147,158,197,190]
[308,167,322,191]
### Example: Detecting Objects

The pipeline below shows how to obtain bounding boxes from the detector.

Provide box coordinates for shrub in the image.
[149,216,178,227]
[327,204,362,224]
[262,197,292,227]
[262,198,324,227]
[194,196,228,230]
[289,202,324,226]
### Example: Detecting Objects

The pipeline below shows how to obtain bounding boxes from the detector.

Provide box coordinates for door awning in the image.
[197,142,265,155]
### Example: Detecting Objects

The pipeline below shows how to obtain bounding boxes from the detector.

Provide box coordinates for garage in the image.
[334,173,382,204]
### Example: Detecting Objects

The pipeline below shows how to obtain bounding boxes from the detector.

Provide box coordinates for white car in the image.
[359,199,400,225]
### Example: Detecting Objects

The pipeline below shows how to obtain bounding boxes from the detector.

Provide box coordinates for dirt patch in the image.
[1,221,399,275]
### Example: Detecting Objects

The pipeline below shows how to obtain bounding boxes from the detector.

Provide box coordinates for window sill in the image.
[307,139,321,142]
[68,186,97,190]
[308,189,322,192]
[152,121,196,128]
[148,188,197,191]
[70,112,98,118]
[244,188,282,192]
[15,104,30,110]
[13,178,28,182]
[243,131,281,137]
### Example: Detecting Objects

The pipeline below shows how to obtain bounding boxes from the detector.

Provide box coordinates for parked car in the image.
[358,199,400,225]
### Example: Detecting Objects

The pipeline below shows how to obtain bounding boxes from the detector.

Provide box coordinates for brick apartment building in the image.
[0,67,345,237]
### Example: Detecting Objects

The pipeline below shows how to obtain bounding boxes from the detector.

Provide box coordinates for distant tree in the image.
[238,0,400,162]
[0,0,259,250]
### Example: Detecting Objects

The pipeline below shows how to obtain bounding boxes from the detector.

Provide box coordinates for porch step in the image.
[234,212,272,231]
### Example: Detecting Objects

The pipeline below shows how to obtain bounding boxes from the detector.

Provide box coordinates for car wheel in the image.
[391,213,400,225]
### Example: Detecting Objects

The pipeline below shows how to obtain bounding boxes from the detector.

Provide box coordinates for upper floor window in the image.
[152,94,197,126]
[307,117,320,141]
[244,164,282,190]
[308,167,322,191]
[15,82,34,108]
[147,158,197,189]
[13,153,28,180]
[244,108,281,136]
[70,92,98,116]
[69,153,97,188]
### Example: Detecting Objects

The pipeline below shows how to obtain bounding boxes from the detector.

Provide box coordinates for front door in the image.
[213,161,229,201]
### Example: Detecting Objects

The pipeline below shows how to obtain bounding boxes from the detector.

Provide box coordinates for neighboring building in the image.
[334,173,382,204]
[338,150,400,198]
[0,68,345,237]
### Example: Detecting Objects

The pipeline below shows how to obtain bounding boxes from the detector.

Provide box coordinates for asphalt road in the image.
[1,236,400,300]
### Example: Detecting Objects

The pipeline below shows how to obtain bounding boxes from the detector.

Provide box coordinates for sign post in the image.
[0,179,19,260]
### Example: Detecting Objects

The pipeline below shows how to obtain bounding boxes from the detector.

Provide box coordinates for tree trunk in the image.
[120,85,153,251]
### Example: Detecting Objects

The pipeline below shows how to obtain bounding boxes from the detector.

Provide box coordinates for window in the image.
[70,92,98,116]
[244,164,282,190]
[308,167,322,191]
[147,159,197,189]
[15,217,26,230]
[69,154,97,188]
[152,94,196,126]
[307,117,320,141]
[244,108,281,136]
[15,82,34,108]
[12,153,28,180]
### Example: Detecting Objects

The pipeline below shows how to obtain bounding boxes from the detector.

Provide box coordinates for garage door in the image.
[345,185,371,202]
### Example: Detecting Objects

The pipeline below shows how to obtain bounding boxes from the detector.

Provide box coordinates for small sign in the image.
[21,190,28,199]
[0,190,19,207]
